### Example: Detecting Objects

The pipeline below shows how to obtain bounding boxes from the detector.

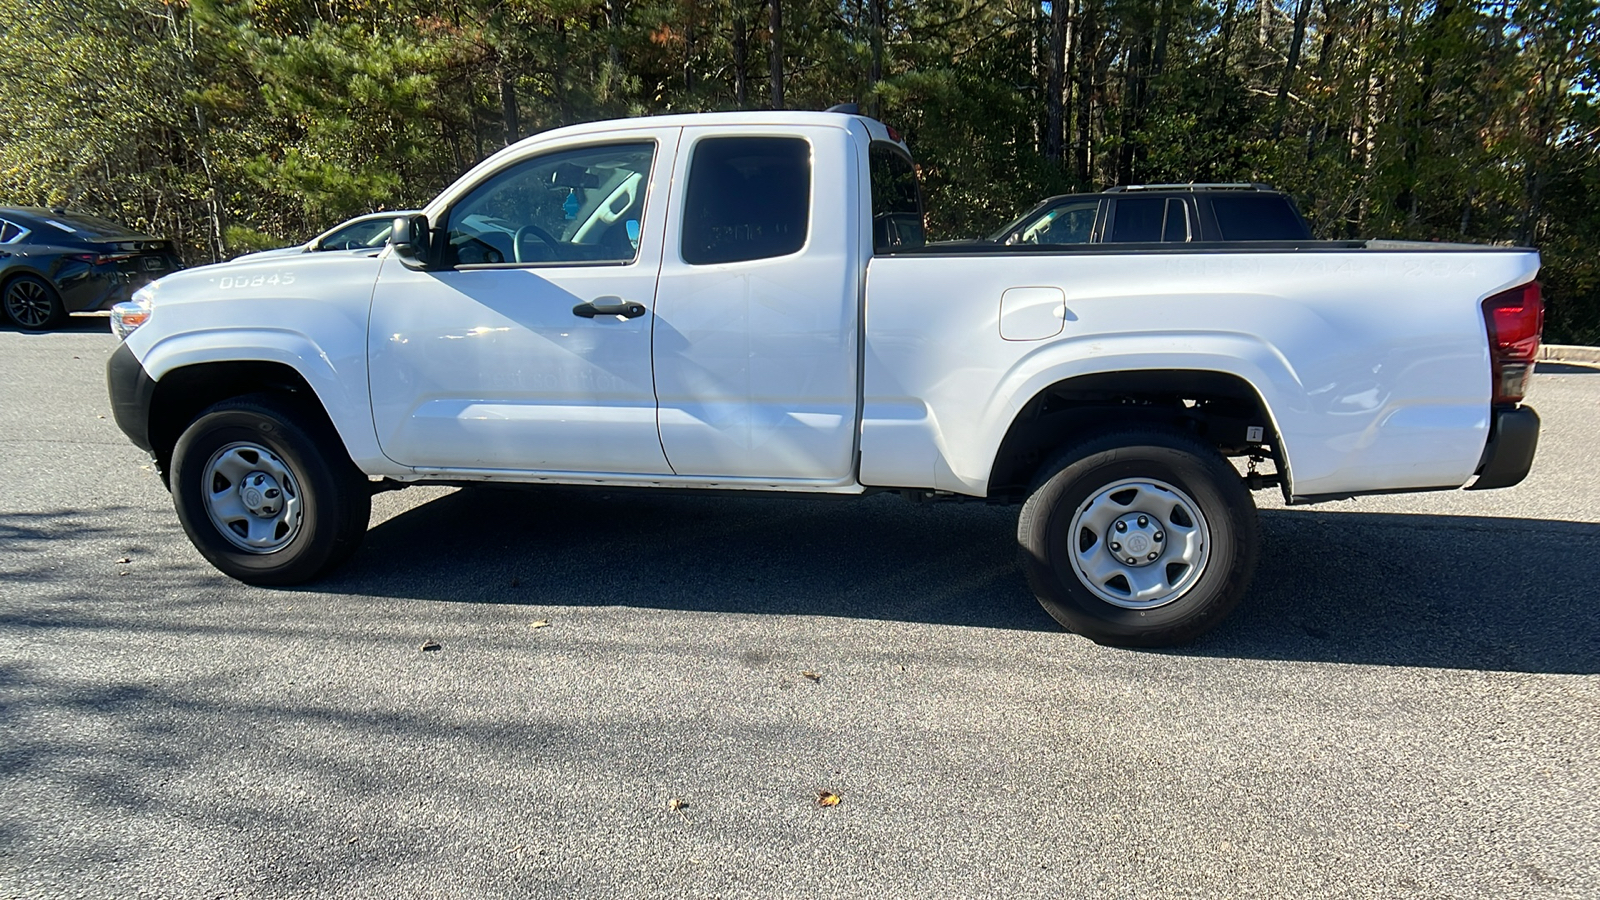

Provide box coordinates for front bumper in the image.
[107,341,156,453]
[1467,405,1540,490]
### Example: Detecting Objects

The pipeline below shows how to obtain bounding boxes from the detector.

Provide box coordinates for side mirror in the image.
[391,214,432,269]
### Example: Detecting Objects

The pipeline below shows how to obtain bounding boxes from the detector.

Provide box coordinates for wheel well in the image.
[1,269,57,297]
[987,369,1286,502]
[148,361,332,473]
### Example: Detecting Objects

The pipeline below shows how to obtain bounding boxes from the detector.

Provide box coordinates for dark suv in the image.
[989,184,1312,246]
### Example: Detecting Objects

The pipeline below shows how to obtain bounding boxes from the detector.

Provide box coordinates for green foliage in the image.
[1,0,1595,341]
[222,224,293,252]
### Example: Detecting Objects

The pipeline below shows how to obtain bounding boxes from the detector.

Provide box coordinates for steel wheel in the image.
[1066,477,1210,609]
[4,276,62,329]
[171,394,370,584]
[201,441,305,553]
[1018,427,1259,647]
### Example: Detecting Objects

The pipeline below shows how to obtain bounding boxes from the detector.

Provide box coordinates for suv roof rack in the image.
[1104,183,1275,192]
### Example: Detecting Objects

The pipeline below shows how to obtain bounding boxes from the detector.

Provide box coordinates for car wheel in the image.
[1017,427,1259,647]
[171,394,370,585]
[2,275,65,329]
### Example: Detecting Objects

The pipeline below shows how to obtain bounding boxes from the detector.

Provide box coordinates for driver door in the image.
[368,128,680,474]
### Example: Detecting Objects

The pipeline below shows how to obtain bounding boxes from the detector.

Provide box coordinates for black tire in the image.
[1017,427,1258,647]
[2,274,66,330]
[170,394,370,585]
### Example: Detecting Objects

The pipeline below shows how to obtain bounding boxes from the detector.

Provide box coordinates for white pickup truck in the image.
[106,110,1544,647]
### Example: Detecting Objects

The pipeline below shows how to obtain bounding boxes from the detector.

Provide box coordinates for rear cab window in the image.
[682,136,811,264]
[869,144,924,253]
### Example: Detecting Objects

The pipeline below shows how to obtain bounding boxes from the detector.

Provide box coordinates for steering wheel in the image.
[513,225,561,263]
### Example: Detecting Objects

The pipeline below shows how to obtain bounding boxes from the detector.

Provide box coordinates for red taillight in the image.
[70,252,136,267]
[885,124,903,144]
[1482,281,1544,405]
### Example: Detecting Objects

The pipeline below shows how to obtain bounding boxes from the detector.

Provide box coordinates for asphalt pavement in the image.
[2,317,1596,898]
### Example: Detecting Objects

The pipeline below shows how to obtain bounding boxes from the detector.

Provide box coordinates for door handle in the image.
[573,295,647,319]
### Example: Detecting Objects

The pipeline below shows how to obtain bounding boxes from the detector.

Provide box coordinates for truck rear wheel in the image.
[1018,427,1258,647]
[170,394,370,585]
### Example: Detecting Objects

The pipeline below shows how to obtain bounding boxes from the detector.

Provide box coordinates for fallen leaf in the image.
[529,620,550,629]
[116,557,131,564]
[800,671,821,682]
[816,790,840,807]
[117,571,128,577]
[667,797,687,811]
[420,641,442,652]
[346,836,358,845]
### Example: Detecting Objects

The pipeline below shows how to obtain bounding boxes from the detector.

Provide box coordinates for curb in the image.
[1539,344,1600,367]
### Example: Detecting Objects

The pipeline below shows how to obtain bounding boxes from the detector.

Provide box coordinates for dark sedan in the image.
[0,208,181,329]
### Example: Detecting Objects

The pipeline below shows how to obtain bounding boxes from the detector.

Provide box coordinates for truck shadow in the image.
[337,487,1050,632]
[328,487,1600,675]
[1205,509,1599,674]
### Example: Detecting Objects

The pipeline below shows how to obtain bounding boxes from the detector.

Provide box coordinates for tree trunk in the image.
[869,0,883,116]
[684,0,697,93]
[768,0,784,110]
[1074,0,1097,184]
[734,5,748,107]
[606,0,625,90]
[1044,0,1066,163]
[499,67,520,146]
[1271,0,1313,138]
[1116,17,1147,185]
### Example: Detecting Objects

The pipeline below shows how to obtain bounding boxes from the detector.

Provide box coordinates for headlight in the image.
[110,287,154,341]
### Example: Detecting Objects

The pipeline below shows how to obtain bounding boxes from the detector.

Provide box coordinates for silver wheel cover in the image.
[1066,477,1211,609]
[201,441,305,554]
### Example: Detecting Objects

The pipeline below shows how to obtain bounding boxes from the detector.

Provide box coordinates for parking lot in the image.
[2,318,1597,898]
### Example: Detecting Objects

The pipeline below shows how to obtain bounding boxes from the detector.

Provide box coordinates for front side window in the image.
[1015,200,1098,245]
[445,142,655,267]
[682,136,811,265]
[870,144,924,253]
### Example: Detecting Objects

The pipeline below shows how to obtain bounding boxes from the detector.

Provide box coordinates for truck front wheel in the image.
[170,394,371,585]
[1018,428,1259,647]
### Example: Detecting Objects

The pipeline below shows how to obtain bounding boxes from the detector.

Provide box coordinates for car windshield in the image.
[320,216,400,250]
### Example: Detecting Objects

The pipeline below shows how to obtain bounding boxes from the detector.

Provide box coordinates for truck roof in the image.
[496,111,905,160]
